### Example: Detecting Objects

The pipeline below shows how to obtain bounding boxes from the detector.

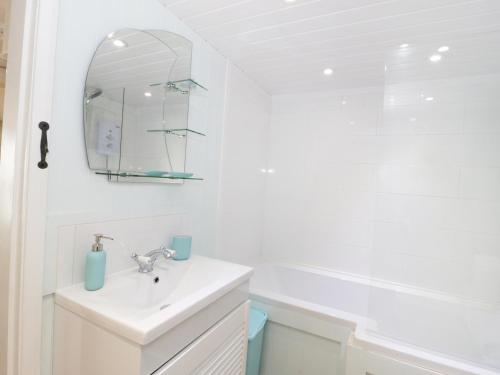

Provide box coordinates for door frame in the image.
[0,0,59,374]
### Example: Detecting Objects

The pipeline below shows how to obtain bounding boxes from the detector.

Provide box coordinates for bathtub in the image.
[250,263,500,375]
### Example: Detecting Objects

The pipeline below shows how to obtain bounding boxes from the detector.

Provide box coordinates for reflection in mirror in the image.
[84,28,205,183]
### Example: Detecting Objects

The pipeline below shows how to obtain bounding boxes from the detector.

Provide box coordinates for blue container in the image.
[171,235,192,260]
[246,308,268,375]
[84,250,106,291]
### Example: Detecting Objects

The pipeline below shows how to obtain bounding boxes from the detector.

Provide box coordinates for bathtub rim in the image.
[250,262,500,375]
[254,262,500,310]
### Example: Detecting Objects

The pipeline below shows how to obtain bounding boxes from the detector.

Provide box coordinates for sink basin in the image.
[97,261,201,318]
[55,255,253,345]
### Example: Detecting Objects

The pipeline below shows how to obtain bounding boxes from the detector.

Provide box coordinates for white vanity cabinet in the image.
[54,292,249,375]
[53,256,253,375]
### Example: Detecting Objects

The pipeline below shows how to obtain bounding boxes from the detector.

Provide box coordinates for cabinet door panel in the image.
[154,302,249,375]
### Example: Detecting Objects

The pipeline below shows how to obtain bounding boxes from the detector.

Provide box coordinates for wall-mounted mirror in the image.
[84,28,206,183]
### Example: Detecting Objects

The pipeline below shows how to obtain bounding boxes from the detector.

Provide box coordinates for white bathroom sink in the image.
[55,255,253,345]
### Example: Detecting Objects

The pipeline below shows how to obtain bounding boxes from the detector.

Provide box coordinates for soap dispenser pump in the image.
[85,234,113,291]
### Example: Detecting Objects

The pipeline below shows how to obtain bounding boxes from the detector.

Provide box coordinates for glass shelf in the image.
[171,79,208,91]
[95,171,204,181]
[146,128,206,137]
[150,79,208,93]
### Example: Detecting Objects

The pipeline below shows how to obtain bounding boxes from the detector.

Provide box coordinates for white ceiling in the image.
[159,0,500,94]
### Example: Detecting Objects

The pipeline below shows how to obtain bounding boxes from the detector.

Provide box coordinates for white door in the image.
[0,0,59,374]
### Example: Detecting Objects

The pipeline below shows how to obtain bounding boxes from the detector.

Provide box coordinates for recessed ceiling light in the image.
[341,100,347,105]
[113,39,127,48]
[323,68,334,76]
[438,46,450,53]
[429,54,442,62]
[144,92,152,97]
[425,96,435,101]
[399,43,409,48]
[284,0,296,2]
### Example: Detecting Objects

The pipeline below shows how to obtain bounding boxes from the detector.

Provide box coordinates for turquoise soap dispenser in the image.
[85,234,113,291]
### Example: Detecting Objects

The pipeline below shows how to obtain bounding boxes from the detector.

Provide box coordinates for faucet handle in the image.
[163,248,176,259]
[131,253,154,273]
[131,253,151,262]
[131,248,175,273]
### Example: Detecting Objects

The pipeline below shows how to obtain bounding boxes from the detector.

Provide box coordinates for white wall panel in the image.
[44,0,229,295]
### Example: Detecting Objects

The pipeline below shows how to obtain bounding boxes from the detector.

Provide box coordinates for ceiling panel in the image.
[160,0,500,93]
[198,0,476,41]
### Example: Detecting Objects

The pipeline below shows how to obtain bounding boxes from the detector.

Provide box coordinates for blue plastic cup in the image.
[171,235,192,260]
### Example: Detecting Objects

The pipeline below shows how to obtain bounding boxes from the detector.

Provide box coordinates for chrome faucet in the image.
[131,246,176,273]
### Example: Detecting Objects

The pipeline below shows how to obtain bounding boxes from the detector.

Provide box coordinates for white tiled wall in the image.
[264,75,500,304]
